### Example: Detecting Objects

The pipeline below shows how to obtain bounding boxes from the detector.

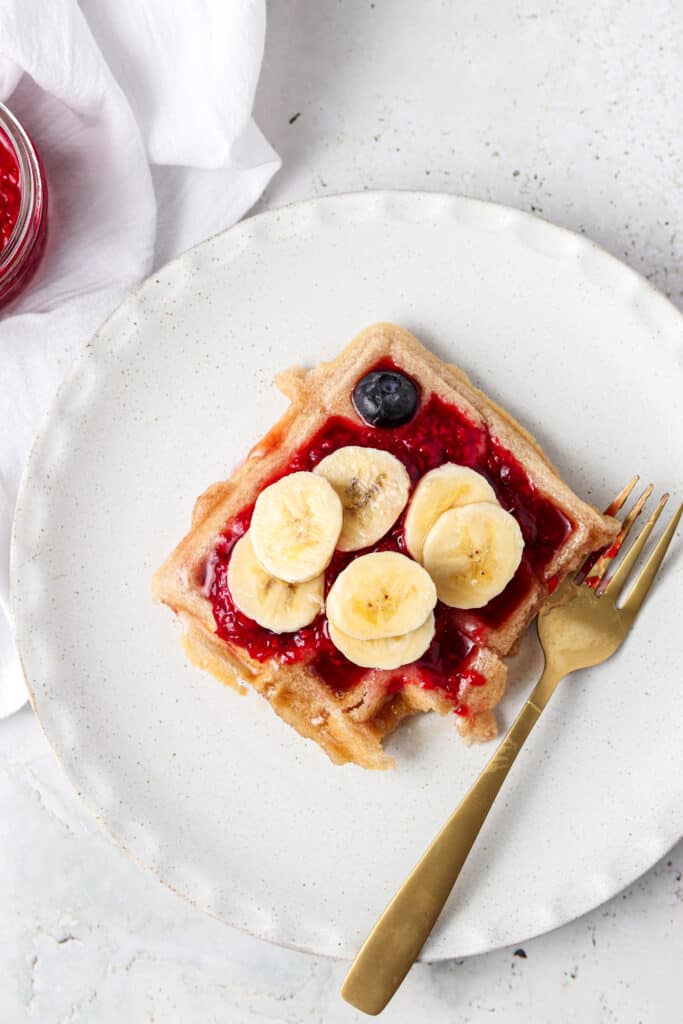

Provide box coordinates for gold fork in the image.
[342,480,682,1016]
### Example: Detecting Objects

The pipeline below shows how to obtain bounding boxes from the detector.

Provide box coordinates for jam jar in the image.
[0,102,48,310]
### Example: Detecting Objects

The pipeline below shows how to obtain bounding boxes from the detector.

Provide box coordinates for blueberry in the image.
[352,369,419,427]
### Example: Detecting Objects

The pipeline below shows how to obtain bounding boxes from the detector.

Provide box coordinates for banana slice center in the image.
[423,502,524,609]
[251,471,343,583]
[314,446,410,552]
[326,551,437,640]
[345,473,384,520]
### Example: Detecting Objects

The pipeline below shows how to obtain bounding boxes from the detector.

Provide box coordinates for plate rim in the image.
[10,189,683,961]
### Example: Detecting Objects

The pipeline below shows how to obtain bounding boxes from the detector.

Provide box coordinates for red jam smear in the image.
[207,388,574,705]
[0,129,21,251]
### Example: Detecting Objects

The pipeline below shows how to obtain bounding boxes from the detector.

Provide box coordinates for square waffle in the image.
[153,323,618,768]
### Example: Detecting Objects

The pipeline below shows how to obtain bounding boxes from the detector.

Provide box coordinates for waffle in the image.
[153,323,618,769]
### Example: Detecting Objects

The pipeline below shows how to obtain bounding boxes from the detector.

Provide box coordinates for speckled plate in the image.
[10,192,683,961]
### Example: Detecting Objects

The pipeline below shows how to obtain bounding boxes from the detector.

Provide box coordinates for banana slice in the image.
[251,471,343,583]
[228,532,324,632]
[314,446,410,551]
[326,551,437,640]
[422,502,524,609]
[328,613,435,670]
[404,464,497,563]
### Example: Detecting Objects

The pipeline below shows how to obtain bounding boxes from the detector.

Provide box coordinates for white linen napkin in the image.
[0,0,280,718]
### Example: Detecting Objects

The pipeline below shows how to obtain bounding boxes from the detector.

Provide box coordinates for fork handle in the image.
[341,664,564,1016]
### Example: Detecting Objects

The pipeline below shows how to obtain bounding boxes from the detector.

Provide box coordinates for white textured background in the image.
[4,1,682,1020]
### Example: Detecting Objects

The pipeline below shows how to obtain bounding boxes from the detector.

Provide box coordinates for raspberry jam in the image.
[0,130,20,250]
[207,388,573,707]
[0,103,48,310]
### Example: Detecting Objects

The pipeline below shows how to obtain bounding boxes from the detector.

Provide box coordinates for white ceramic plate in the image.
[11,193,683,961]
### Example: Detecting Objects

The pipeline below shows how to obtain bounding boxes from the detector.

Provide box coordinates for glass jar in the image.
[0,102,48,310]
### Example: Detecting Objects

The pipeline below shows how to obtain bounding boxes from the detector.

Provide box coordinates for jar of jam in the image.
[0,102,48,310]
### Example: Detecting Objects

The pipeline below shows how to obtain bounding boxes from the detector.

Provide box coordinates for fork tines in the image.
[579,479,682,616]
